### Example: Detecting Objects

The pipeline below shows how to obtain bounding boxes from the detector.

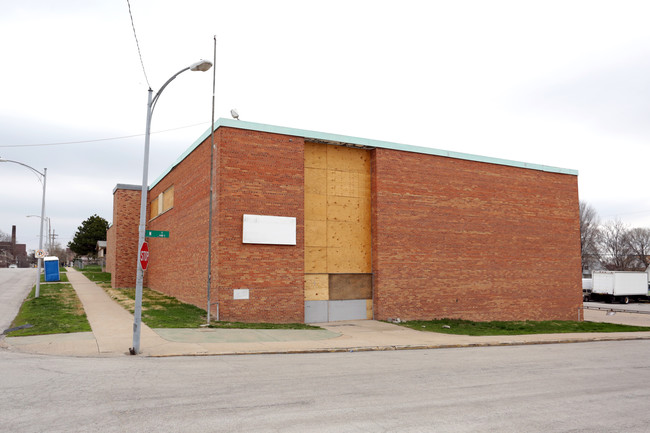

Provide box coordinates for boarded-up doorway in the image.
[304,142,372,323]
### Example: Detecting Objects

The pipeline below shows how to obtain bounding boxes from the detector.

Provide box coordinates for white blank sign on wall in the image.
[242,214,297,245]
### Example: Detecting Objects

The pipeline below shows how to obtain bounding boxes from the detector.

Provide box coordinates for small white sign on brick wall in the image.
[242,214,296,245]
[233,289,250,300]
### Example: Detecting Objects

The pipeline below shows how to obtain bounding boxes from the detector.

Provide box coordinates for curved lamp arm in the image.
[150,60,212,114]
[0,157,47,298]
[0,158,45,178]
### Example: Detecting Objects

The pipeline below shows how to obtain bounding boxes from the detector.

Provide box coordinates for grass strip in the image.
[104,287,215,328]
[6,283,91,337]
[400,318,650,336]
[40,272,70,283]
[81,270,111,285]
[104,286,318,329]
[78,265,111,287]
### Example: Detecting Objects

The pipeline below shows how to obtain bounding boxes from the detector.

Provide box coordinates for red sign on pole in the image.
[139,242,149,270]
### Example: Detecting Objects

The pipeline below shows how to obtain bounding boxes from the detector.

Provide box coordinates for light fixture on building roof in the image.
[231,109,240,120]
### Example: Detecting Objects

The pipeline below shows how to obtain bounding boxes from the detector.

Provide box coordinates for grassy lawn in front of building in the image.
[399,318,650,336]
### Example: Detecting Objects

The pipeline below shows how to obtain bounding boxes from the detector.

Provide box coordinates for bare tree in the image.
[579,201,601,272]
[0,229,10,242]
[600,219,635,271]
[626,227,650,269]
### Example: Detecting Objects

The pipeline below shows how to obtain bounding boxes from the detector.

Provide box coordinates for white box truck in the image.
[586,271,649,304]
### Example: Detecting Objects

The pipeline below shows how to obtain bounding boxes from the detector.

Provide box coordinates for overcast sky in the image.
[1,0,650,252]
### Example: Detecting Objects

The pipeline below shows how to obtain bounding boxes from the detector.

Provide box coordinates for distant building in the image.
[96,240,107,258]
[107,119,581,324]
[96,240,107,270]
[0,225,28,268]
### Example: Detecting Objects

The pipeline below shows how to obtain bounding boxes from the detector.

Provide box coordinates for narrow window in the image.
[150,185,174,220]
[162,185,174,212]
[150,196,159,220]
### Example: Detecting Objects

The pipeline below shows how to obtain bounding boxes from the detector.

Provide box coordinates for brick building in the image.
[107,119,581,323]
[0,225,29,268]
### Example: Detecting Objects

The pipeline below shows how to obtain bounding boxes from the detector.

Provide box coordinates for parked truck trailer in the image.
[585,271,649,304]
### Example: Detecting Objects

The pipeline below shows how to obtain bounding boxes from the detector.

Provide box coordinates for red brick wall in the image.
[110,125,581,324]
[109,187,141,288]
[145,127,305,323]
[106,225,115,274]
[214,128,305,323]
[371,148,582,322]
[146,139,211,309]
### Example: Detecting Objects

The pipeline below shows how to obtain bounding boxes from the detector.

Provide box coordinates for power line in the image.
[126,0,151,88]
[0,122,210,148]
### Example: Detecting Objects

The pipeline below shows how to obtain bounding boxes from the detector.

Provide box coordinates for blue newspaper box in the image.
[44,256,60,282]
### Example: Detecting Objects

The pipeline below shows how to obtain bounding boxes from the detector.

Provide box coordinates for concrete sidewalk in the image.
[3,268,650,357]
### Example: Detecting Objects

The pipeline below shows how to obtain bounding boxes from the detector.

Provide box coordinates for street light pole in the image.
[131,59,212,355]
[0,158,46,297]
[37,168,46,297]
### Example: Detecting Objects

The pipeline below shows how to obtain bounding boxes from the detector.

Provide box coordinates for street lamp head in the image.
[189,60,213,72]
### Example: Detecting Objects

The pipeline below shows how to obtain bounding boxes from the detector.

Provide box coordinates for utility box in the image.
[44,256,60,282]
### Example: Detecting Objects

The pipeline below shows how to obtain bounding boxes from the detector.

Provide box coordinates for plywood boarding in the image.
[150,196,159,220]
[327,171,371,198]
[304,141,327,169]
[327,145,370,173]
[305,141,372,303]
[305,247,327,273]
[305,168,327,195]
[305,193,326,222]
[329,274,372,300]
[305,220,327,247]
[305,274,329,301]
[328,246,371,274]
[162,185,174,212]
[327,196,360,222]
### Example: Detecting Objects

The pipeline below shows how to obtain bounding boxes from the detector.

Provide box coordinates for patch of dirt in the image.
[61,284,86,316]
[103,287,136,310]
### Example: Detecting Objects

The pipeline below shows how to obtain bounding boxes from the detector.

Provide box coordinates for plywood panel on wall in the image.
[305,274,329,300]
[328,246,371,273]
[304,142,327,169]
[329,274,372,300]
[305,193,326,221]
[305,143,330,275]
[304,141,372,304]
[327,196,361,222]
[305,220,327,247]
[305,168,327,195]
[305,247,327,273]
[327,145,370,173]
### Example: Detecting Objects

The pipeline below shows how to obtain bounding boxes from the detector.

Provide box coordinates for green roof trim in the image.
[150,118,578,189]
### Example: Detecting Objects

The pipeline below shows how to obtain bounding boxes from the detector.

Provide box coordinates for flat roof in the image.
[150,118,578,188]
[113,183,141,194]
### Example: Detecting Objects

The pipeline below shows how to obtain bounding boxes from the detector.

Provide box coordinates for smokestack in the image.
[11,225,16,255]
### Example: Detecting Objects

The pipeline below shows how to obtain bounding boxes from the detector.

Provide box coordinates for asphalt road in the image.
[0,268,36,333]
[2,340,650,432]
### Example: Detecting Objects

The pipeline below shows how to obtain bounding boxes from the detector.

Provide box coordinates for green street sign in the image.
[145,230,169,238]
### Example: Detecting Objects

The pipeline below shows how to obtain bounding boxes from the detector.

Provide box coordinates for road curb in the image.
[144,334,650,357]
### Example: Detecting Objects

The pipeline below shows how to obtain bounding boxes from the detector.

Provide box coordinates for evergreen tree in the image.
[68,214,109,256]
